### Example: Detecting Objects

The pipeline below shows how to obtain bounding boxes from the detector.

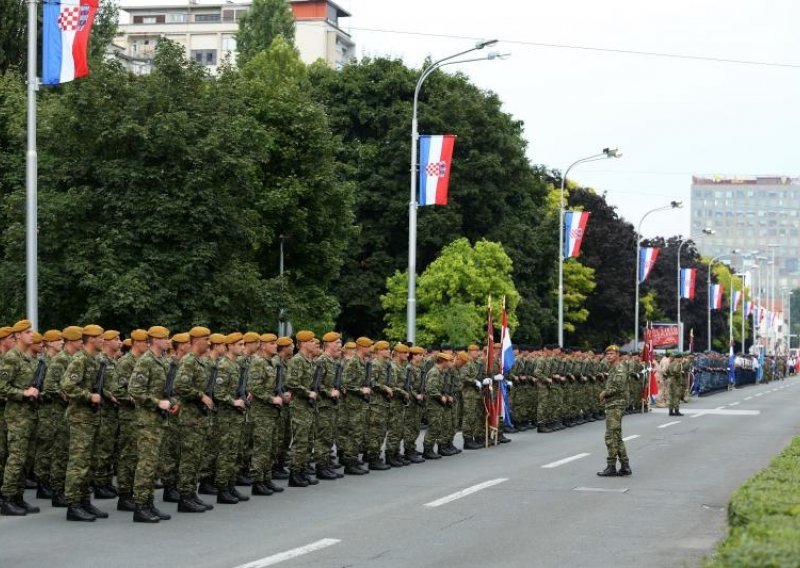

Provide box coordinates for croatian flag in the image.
[639,247,660,283]
[43,0,99,86]
[563,211,590,258]
[498,306,514,427]
[744,301,753,317]
[418,134,455,206]
[732,290,742,312]
[680,268,696,300]
[709,284,724,310]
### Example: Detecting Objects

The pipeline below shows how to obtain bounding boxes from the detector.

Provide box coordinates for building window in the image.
[166,13,188,23]
[222,8,248,22]
[134,15,165,24]
[222,36,237,52]
[191,49,217,66]
[195,13,221,22]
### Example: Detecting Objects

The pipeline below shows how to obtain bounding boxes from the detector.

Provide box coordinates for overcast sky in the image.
[336,0,800,238]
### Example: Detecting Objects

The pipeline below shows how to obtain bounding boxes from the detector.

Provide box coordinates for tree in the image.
[561,259,596,334]
[381,238,520,345]
[236,0,296,67]
[0,1,26,73]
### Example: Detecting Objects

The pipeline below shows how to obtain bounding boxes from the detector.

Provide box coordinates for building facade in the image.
[114,0,356,75]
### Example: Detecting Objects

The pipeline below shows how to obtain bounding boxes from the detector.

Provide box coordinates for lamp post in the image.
[557,147,621,347]
[634,201,682,349]
[768,244,779,354]
[677,228,714,351]
[729,272,744,348]
[788,290,794,352]
[706,250,739,351]
[407,39,500,343]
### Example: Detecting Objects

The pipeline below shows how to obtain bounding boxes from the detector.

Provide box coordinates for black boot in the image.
[387,455,405,468]
[302,472,319,485]
[422,448,441,460]
[537,422,551,433]
[448,442,463,454]
[66,503,95,521]
[162,486,181,503]
[463,439,483,450]
[198,478,218,495]
[272,465,290,480]
[0,495,27,516]
[235,473,253,487]
[315,467,338,481]
[618,461,632,476]
[251,482,274,496]
[15,494,40,514]
[231,487,250,501]
[149,499,171,520]
[192,493,214,510]
[497,433,511,444]
[36,482,53,499]
[597,464,618,477]
[117,493,136,512]
[265,480,284,493]
[288,471,310,487]
[368,459,390,471]
[94,485,116,499]
[81,499,107,518]
[668,409,675,416]
[133,504,159,523]
[405,452,425,463]
[674,410,684,417]
[216,488,239,504]
[51,491,69,508]
[344,463,367,475]
[177,495,206,513]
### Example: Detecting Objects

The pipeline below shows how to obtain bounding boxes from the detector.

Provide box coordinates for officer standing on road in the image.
[597,344,632,477]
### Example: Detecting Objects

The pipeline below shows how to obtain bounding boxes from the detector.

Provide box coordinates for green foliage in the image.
[89,1,119,61]
[561,259,596,334]
[236,0,296,68]
[381,238,520,345]
[704,436,800,567]
[0,1,26,73]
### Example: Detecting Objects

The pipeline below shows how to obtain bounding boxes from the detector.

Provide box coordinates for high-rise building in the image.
[114,0,356,75]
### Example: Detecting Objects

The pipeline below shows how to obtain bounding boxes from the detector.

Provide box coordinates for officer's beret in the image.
[147,326,170,339]
[436,352,454,362]
[12,319,32,333]
[122,338,132,348]
[82,324,104,337]
[260,333,278,343]
[0,326,11,339]
[344,341,356,349]
[172,333,190,344]
[296,330,315,343]
[62,326,83,341]
[322,332,341,343]
[605,344,620,353]
[276,336,294,347]
[130,329,148,342]
[393,343,409,353]
[209,333,227,345]
[457,351,470,363]
[189,326,211,339]
[242,332,260,343]
[43,330,62,342]
[226,332,243,344]
[102,330,120,341]
[409,346,425,355]
[32,332,42,344]
[355,337,373,348]
[374,340,390,351]
[312,337,320,345]
[467,344,480,352]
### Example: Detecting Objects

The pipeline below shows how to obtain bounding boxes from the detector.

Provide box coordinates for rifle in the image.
[160,359,179,419]
[442,369,453,406]
[381,362,393,400]
[310,363,323,409]
[236,361,250,412]
[419,368,429,405]
[273,362,286,409]
[30,357,47,406]
[333,360,344,403]
[403,366,413,406]
[92,361,108,412]
[199,361,218,415]
[362,360,373,401]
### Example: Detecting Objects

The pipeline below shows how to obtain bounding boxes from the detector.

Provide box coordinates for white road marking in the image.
[729,402,740,406]
[574,486,629,493]
[755,393,764,397]
[622,435,640,441]
[541,453,591,469]
[744,397,753,400]
[691,405,726,418]
[424,478,508,507]
[232,539,341,568]
[658,421,681,428]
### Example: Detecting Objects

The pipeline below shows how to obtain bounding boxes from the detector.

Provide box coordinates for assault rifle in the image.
[199,362,218,415]
[92,361,108,412]
[333,360,344,403]
[160,360,179,419]
[362,360,373,401]
[30,357,47,406]
[419,368,429,405]
[310,363,323,409]
[236,361,250,412]
[381,362,393,400]
[403,366,413,406]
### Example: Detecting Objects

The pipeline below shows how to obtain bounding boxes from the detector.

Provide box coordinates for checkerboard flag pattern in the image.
[43,0,99,86]
[419,135,456,206]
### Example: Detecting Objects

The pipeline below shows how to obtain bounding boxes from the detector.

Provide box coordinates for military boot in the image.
[66,503,95,521]
[231,487,251,501]
[674,410,684,417]
[438,445,457,457]
[368,459,390,471]
[36,482,53,500]
[133,504,159,523]
[177,495,207,513]
[94,485,116,499]
[251,482,274,495]
[537,422,551,433]
[463,438,483,450]
[315,466,338,481]
[81,499,108,518]
[596,464,618,477]
[387,455,405,468]
[288,471,310,487]
[405,451,425,463]
[149,499,171,520]
[216,488,239,504]
[198,478,218,495]
[265,480,284,493]
[497,433,511,444]
[235,473,253,487]
[272,465,290,480]
[447,442,463,454]
[51,491,69,508]
[0,495,27,516]
[618,461,632,476]
[422,447,441,460]
[117,493,136,512]
[162,486,181,503]
[668,409,675,416]
[192,493,214,510]
[344,463,367,475]
[15,494,40,514]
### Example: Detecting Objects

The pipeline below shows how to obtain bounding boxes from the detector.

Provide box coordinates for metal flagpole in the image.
[26,0,39,330]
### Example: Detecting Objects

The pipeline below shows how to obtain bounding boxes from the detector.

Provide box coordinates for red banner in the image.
[650,324,679,348]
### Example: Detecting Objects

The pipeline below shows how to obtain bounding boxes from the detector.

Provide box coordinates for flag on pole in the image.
[483,298,499,444]
[563,211,590,258]
[732,290,742,311]
[680,268,696,300]
[727,340,736,386]
[498,300,514,428]
[418,134,455,206]
[689,328,695,353]
[709,284,724,310]
[640,323,658,404]
[43,0,99,86]
[639,247,660,283]
[744,301,753,317]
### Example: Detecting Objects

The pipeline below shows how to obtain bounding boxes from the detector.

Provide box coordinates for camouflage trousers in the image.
[290,401,315,471]
[48,404,69,494]
[314,404,336,468]
[423,400,446,450]
[365,401,389,460]
[668,377,683,409]
[341,395,369,464]
[0,408,6,485]
[272,406,291,469]
[238,410,254,476]
[604,406,628,466]
[158,419,180,488]
[250,402,279,483]
[64,407,99,504]
[200,415,217,482]
[442,401,456,443]
[385,398,406,456]
[115,406,138,496]
[213,408,244,489]
[403,401,424,453]
[92,404,119,487]
[537,384,550,425]
[33,402,59,484]
[461,389,484,441]
[177,407,211,496]
[1,402,38,497]
[133,412,166,506]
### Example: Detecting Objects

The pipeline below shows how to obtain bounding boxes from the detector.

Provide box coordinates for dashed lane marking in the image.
[541,453,591,469]
[232,539,341,568]
[424,478,508,507]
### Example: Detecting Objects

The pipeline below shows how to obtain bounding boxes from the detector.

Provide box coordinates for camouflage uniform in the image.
[385,359,408,460]
[0,348,37,499]
[286,352,316,472]
[270,355,291,475]
[158,359,181,490]
[341,355,369,466]
[403,362,425,455]
[174,352,212,497]
[113,351,139,498]
[92,352,119,491]
[460,358,483,441]
[422,365,446,452]
[211,356,246,490]
[248,355,280,485]
[667,356,691,412]
[600,360,630,468]
[312,353,340,470]
[365,359,392,462]
[33,353,61,490]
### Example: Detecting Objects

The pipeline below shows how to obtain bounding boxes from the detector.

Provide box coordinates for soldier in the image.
[0,326,15,488]
[461,345,486,449]
[270,337,294,481]
[0,320,41,516]
[61,324,111,521]
[129,326,175,523]
[198,333,228,495]
[597,345,632,477]
[173,326,214,513]
[89,330,122,501]
[365,340,393,470]
[340,337,372,475]
[236,332,261,486]
[402,346,426,462]
[160,332,189,503]
[342,341,356,361]
[422,352,454,459]
[311,332,343,481]
[114,329,148,512]
[248,333,284,495]
[285,330,319,486]
[211,332,250,503]
[383,343,410,467]
[667,352,692,416]
[32,329,62,500]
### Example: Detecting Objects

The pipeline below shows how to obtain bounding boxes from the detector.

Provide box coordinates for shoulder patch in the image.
[215,377,224,385]
[69,373,81,383]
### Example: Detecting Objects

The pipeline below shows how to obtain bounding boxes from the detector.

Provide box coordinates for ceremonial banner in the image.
[563,211,590,258]
[680,268,696,300]
[43,0,99,85]
[419,134,455,206]
[639,247,660,283]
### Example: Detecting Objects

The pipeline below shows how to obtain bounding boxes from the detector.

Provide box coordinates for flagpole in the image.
[26,0,39,331]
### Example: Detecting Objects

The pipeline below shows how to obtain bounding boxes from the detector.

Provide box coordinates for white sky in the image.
[339,0,800,238]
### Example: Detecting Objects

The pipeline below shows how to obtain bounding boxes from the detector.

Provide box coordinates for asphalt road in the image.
[2,377,799,568]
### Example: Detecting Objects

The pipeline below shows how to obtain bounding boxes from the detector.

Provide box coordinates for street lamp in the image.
[634,201,682,349]
[767,244,779,354]
[788,290,794,352]
[729,272,744,348]
[557,147,622,347]
[706,250,740,351]
[677,227,714,351]
[406,40,501,343]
